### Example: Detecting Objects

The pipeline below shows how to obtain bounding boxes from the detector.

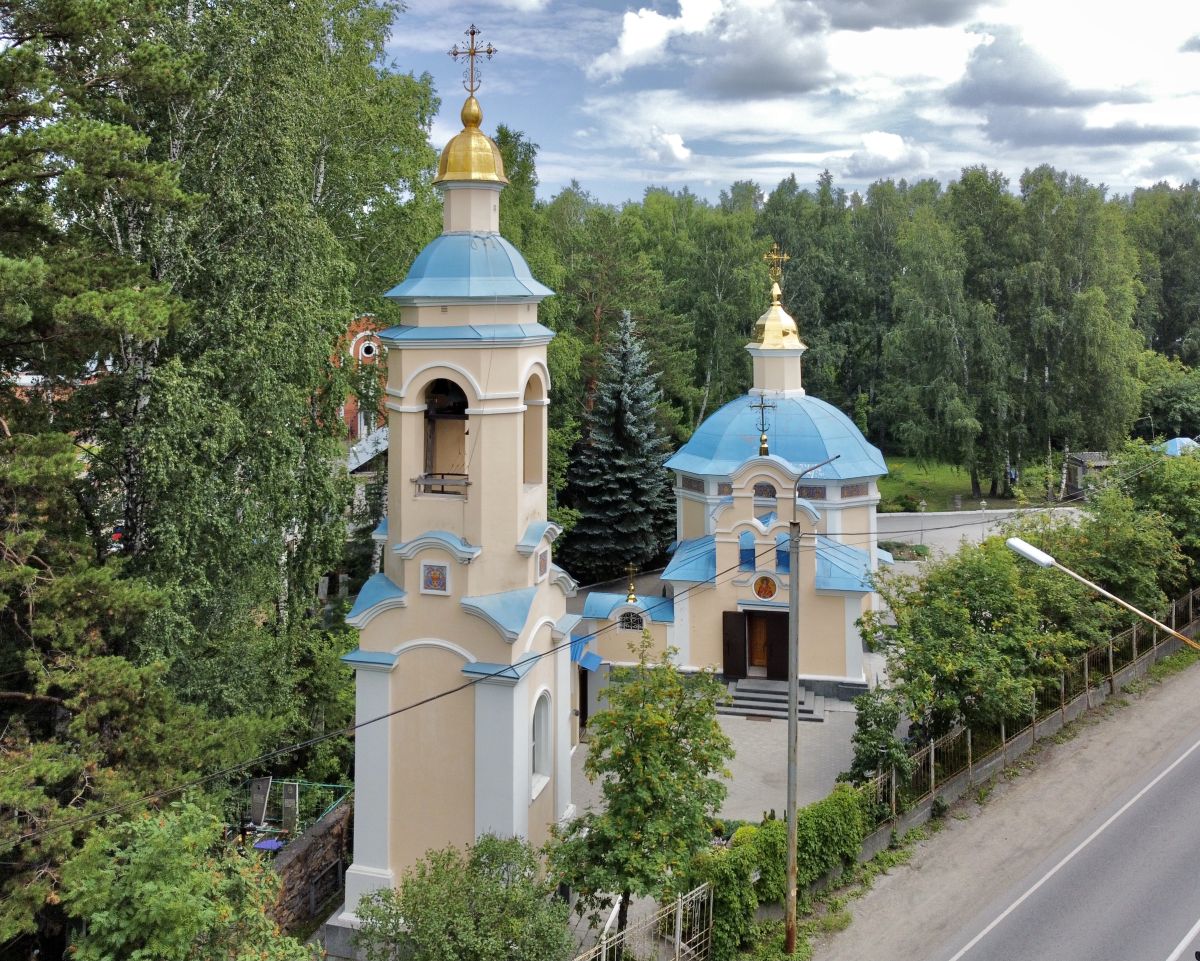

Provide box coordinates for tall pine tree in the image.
[558,312,673,584]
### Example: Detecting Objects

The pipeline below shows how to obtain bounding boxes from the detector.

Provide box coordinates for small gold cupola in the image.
[435,25,508,186]
[747,243,807,395]
[752,280,804,349]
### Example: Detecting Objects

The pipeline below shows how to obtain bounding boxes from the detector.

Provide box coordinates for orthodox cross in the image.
[751,394,776,456]
[626,564,638,603]
[762,242,791,282]
[449,24,497,94]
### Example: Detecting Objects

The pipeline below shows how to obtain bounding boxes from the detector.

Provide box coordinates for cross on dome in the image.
[449,24,497,95]
[763,242,791,283]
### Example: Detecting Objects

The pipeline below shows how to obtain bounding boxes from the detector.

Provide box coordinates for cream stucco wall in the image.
[388,645,476,871]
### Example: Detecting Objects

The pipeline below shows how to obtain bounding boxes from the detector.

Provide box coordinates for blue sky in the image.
[388,0,1200,205]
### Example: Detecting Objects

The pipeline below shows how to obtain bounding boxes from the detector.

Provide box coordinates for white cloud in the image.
[642,127,693,163]
[589,0,723,78]
[842,131,930,177]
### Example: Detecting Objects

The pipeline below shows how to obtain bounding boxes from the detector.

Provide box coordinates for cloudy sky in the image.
[388,0,1200,204]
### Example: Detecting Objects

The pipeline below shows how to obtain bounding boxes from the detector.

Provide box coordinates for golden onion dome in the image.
[752,282,805,349]
[434,96,509,186]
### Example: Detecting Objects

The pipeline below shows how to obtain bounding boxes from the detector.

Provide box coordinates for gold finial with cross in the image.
[763,242,790,282]
[449,24,497,95]
[626,564,638,603]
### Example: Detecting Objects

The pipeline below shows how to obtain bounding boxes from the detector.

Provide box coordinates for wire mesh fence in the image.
[860,584,1200,831]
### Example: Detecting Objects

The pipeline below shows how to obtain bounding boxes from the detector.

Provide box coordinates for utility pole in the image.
[785,454,839,954]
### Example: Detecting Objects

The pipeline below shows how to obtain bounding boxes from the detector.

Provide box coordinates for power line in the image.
[8,538,794,847]
[10,440,1190,846]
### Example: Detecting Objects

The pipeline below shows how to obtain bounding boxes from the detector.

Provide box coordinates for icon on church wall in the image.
[537,549,549,581]
[753,576,777,600]
[421,562,450,595]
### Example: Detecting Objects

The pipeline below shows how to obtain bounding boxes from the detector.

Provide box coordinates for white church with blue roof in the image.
[331,48,890,938]
[577,275,890,704]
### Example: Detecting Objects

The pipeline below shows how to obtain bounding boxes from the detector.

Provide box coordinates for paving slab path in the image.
[812,657,1200,961]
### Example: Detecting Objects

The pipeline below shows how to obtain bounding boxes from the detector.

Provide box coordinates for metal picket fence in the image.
[863,584,1200,829]
[573,882,714,961]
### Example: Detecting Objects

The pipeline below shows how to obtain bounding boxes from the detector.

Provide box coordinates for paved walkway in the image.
[572,700,857,823]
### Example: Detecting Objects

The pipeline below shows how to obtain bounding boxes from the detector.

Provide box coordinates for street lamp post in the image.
[1005,537,1200,651]
[785,453,840,954]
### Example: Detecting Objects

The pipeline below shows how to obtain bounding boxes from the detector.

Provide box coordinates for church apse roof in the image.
[666,394,887,480]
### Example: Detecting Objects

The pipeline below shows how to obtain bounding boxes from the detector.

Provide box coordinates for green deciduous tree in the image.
[354,834,572,961]
[551,633,734,933]
[62,801,315,961]
[863,540,1080,736]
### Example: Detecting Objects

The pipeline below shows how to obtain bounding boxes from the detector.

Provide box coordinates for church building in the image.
[334,64,580,931]
[577,271,890,705]
[331,29,888,942]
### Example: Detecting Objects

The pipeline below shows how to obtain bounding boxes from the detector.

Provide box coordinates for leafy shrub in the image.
[689,843,757,961]
[752,819,787,903]
[729,825,759,848]
[794,785,868,890]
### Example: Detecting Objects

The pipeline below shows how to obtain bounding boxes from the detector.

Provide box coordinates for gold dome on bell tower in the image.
[434,25,509,186]
[751,245,804,349]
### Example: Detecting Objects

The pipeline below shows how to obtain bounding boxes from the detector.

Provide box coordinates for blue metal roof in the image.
[461,654,539,682]
[1158,437,1199,457]
[666,393,887,480]
[516,520,562,556]
[814,536,874,593]
[662,535,717,583]
[581,592,675,624]
[379,323,554,346]
[385,233,553,303]
[345,572,407,628]
[460,586,537,643]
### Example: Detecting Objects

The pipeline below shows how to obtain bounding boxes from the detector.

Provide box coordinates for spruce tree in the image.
[558,311,673,584]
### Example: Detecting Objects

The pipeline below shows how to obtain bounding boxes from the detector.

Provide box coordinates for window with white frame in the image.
[531,692,551,798]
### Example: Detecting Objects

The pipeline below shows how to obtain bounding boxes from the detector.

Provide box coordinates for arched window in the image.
[422,379,468,494]
[776,533,790,573]
[739,530,755,570]
[523,375,546,485]
[532,692,551,794]
[619,611,644,632]
[753,481,778,500]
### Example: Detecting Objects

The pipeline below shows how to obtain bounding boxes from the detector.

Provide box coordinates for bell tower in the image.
[336,26,578,922]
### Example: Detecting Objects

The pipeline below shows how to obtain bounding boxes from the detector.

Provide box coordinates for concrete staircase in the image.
[718,678,825,722]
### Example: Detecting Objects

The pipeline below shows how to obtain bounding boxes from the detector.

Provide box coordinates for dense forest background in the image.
[3,0,1200,955]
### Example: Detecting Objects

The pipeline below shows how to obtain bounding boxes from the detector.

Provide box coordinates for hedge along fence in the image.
[688,785,870,961]
[859,585,1200,837]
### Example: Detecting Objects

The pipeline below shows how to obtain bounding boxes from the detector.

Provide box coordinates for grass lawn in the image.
[878,458,1020,512]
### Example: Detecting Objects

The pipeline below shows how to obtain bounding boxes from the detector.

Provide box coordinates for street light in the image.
[1005,537,1200,651]
[785,453,839,954]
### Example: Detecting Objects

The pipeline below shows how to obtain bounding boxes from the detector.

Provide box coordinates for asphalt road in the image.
[931,723,1200,961]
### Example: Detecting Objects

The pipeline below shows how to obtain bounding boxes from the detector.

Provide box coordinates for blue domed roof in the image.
[385,233,553,303]
[666,393,887,480]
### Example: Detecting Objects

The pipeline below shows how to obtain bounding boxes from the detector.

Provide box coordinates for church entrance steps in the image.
[719,679,826,721]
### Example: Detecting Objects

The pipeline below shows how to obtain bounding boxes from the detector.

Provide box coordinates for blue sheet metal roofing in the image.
[665,393,887,480]
[662,535,718,583]
[460,586,537,643]
[384,233,553,303]
[581,592,675,624]
[345,572,407,627]
[379,323,554,345]
[1158,436,1199,457]
[814,536,874,593]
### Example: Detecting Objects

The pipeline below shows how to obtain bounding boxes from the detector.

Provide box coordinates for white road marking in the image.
[1163,913,1200,961]
[945,734,1200,961]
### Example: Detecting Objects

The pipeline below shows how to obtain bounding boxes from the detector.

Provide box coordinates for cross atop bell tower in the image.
[449,24,497,94]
